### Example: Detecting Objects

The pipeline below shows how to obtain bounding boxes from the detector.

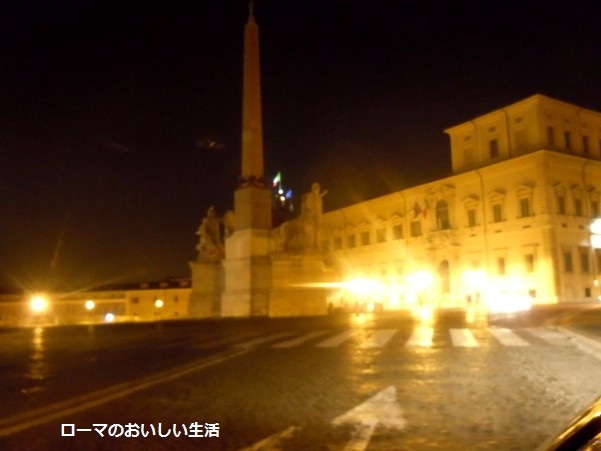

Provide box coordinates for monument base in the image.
[188,260,224,318]
[268,252,329,317]
[221,228,273,317]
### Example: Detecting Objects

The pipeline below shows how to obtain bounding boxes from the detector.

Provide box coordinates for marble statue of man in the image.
[196,206,223,261]
[304,182,328,249]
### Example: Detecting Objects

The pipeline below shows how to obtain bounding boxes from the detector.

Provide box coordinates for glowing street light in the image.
[30,294,49,313]
[104,313,115,322]
[85,300,95,311]
[154,299,164,308]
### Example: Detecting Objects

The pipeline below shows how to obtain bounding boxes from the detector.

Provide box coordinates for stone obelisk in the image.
[221,2,273,316]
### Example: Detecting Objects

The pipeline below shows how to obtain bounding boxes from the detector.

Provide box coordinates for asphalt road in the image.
[1,305,601,450]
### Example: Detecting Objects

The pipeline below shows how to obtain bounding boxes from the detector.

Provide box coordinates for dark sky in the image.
[1,0,600,291]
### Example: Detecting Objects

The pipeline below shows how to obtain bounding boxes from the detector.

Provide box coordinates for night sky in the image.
[1,0,600,292]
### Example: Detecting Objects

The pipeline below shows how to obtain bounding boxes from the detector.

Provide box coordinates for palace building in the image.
[320,94,601,311]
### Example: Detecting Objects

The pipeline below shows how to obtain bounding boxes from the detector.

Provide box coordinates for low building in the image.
[0,279,191,327]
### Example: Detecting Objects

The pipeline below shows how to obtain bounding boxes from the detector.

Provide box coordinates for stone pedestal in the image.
[188,260,224,318]
[221,228,273,317]
[268,253,329,317]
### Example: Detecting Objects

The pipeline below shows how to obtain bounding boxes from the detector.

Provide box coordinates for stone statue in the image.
[196,206,224,262]
[304,182,328,249]
[276,182,327,253]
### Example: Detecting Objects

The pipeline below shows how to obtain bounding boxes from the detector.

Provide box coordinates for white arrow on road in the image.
[241,386,405,451]
[332,386,406,451]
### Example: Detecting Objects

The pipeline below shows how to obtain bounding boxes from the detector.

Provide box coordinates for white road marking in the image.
[405,326,433,347]
[271,331,328,348]
[449,328,479,347]
[489,327,530,346]
[525,327,571,346]
[315,330,359,348]
[360,329,397,349]
[240,425,300,450]
[332,386,406,451]
[0,348,250,437]
[233,332,296,348]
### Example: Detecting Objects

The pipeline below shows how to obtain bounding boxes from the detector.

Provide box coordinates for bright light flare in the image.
[85,300,95,311]
[414,305,434,323]
[486,293,532,314]
[154,299,164,308]
[104,313,115,322]
[30,294,49,313]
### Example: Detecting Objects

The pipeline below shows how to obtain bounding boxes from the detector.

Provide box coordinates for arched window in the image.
[436,200,450,230]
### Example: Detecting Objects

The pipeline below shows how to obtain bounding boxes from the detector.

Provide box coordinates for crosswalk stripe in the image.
[405,326,433,347]
[360,329,397,348]
[192,332,262,350]
[525,328,571,346]
[315,330,359,348]
[271,331,328,348]
[489,327,530,347]
[233,332,296,349]
[449,328,479,347]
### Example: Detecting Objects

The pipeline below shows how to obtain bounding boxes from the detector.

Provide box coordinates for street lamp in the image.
[30,294,49,314]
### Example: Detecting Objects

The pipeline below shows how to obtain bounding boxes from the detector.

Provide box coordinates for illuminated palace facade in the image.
[321,94,601,310]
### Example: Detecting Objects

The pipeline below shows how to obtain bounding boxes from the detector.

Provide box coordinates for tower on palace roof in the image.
[445,94,601,174]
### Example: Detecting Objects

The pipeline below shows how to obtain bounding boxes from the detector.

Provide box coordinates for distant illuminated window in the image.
[489,138,499,158]
[436,200,450,230]
[392,224,403,239]
[563,251,573,272]
[410,220,422,237]
[360,231,370,246]
[497,257,506,275]
[520,198,531,218]
[347,234,356,248]
[467,208,476,227]
[376,228,387,243]
[585,287,592,298]
[492,204,502,223]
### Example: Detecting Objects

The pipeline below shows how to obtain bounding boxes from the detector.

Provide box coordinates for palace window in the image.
[467,208,477,227]
[525,253,535,272]
[392,224,403,240]
[520,198,531,218]
[489,138,499,158]
[497,257,506,275]
[583,136,590,155]
[580,247,590,273]
[436,199,450,230]
[376,228,386,243]
[410,220,422,237]
[547,126,555,147]
[360,230,370,246]
[563,249,573,273]
[492,204,502,223]
[564,131,572,150]
[347,234,356,248]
